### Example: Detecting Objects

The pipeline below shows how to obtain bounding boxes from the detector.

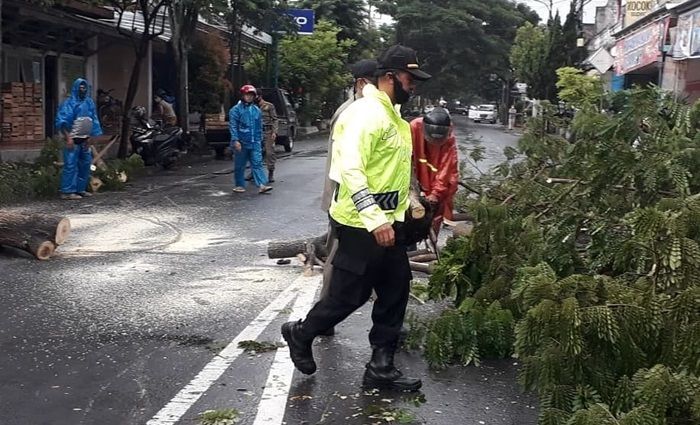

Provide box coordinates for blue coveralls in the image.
[55,78,103,195]
[229,101,268,188]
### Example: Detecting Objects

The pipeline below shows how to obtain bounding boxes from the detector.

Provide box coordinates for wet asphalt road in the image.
[0,118,532,425]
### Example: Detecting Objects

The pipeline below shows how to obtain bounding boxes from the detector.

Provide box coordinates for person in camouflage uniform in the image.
[256,94,279,182]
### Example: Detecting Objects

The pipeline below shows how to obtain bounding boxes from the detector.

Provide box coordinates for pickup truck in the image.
[469,104,497,124]
[203,87,298,156]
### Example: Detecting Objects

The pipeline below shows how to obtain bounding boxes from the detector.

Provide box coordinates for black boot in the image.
[318,327,335,336]
[362,346,422,391]
[281,320,316,375]
[397,325,409,348]
[268,169,275,183]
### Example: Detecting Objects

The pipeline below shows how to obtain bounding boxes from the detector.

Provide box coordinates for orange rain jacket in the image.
[410,117,459,232]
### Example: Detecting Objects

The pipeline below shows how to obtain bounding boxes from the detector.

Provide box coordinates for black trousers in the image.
[302,223,411,348]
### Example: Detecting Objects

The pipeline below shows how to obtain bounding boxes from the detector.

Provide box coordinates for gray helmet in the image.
[423,107,451,141]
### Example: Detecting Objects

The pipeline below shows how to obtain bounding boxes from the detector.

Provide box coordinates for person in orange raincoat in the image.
[410,107,459,235]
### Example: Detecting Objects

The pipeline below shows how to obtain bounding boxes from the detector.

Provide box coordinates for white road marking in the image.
[146,274,313,425]
[252,276,321,425]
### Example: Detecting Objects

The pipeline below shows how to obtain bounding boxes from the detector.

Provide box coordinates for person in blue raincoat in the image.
[229,84,273,194]
[55,78,103,200]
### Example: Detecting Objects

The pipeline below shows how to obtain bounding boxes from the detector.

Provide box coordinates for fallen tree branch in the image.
[458,181,482,195]
[268,233,328,259]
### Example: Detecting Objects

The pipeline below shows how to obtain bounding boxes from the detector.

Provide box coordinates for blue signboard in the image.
[282,9,315,35]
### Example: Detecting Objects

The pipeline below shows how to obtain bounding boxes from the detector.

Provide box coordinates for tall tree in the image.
[297,0,372,60]
[108,0,171,158]
[246,20,354,124]
[225,1,293,94]
[168,0,227,133]
[510,22,548,100]
[562,0,585,67]
[376,0,539,100]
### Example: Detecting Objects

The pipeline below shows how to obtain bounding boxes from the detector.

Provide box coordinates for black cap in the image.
[376,45,431,81]
[350,59,378,79]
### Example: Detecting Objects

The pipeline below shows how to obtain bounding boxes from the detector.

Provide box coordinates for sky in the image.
[524,0,610,24]
[369,1,611,27]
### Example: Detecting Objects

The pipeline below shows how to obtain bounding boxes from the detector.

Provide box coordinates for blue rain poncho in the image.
[55,78,103,138]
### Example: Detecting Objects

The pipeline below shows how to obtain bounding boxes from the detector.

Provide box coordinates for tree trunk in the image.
[175,38,190,133]
[0,0,3,84]
[0,213,71,260]
[118,44,147,158]
[268,234,328,259]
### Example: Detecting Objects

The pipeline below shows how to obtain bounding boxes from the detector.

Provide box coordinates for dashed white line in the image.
[146,274,313,425]
[252,276,321,425]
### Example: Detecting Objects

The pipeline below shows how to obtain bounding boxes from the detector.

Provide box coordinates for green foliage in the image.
[377,0,539,100]
[408,298,514,369]
[511,22,550,100]
[422,83,700,424]
[511,13,583,101]
[297,0,377,61]
[189,32,231,114]
[0,138,63,204]
[199,408,240,425]
[556,68,604,110]
[93,154,144,191]
[247,20,354,123]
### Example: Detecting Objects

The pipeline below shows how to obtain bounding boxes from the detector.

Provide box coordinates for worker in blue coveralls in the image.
[229,84,273,194]
[56,78,103,200]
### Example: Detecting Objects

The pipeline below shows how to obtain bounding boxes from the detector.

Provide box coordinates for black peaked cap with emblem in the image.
[376,45,431,81]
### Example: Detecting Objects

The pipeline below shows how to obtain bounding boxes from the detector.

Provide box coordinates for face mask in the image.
[391,74,411,105]
[79,86,87,100]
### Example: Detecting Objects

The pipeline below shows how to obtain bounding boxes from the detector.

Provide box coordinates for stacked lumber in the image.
[1,83,45,144]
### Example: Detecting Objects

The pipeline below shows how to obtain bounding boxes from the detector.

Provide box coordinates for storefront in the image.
[1,0,111,150]
[670,2,700,102]
[613,18,667,89]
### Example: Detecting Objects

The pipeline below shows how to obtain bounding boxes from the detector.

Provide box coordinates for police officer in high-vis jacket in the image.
[282,45,431,391]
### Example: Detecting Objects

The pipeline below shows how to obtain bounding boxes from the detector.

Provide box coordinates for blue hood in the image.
[55,78,103,137]
[71,78,89,100]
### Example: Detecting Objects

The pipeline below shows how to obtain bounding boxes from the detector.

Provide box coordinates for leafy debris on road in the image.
[199,408,239,425]
[237,340,283,353]
[364,404,416,424]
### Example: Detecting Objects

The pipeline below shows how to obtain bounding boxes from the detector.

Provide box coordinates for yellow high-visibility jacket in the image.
[329,85,412,232]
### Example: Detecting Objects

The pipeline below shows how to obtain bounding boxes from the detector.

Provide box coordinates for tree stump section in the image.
[0,212,71,260]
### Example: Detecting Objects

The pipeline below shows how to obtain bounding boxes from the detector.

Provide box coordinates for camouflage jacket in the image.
[259,100,279,133]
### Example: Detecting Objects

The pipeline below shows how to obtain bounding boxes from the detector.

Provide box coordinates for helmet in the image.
[130,105,147,120]
[423,107,451,142]
[439,99,447,106]
[240,84,257,95]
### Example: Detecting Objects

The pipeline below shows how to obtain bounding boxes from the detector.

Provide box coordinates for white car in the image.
[469,104,497,124]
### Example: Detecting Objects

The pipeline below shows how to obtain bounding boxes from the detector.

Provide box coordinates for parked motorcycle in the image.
[129,106,186,169]
[97,88,123,130]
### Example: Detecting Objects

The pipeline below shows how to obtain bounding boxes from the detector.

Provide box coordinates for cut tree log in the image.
[410,261,435,274]
[411,253,437,263]
[268,233,328,259]
[408,249,431,258]
[0,212,70,260]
